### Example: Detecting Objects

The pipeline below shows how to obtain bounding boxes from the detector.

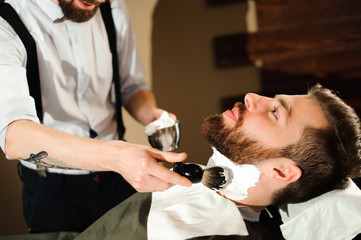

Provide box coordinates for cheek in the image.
[241,115,288,148]
[241,116,271,140]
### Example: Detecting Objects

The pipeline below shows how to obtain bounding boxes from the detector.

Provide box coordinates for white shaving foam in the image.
[206,147,261,201]
[145,112,176,136]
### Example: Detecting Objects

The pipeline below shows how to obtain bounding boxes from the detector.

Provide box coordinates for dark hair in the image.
[272,84,361,206]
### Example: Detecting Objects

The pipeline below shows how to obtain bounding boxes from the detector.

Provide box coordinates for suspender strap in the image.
[0,2,125,139]
[100,2,125,140]
[0,2,43,120]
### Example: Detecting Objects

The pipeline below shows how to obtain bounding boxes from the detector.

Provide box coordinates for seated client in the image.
[76,84,361,240]
[10,84,359,240]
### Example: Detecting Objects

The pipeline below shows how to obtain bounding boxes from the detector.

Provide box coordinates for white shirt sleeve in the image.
[112,0,150,106]
[0,16,39,154]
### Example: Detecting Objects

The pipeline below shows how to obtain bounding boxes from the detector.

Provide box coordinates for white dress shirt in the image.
[0,0,149,173]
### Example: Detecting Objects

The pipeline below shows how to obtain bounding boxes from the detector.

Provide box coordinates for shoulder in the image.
[109,0,128,9]
[3,0,27,15]
[280,180,361,240]
[108,0,131,20]
[0,0,27,34]
[0,1,28,64]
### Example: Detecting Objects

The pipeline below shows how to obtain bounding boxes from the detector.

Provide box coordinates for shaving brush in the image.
[173,162,229,190]
[173,162,203,183]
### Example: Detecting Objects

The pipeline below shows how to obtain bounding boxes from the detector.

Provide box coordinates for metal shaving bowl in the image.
[147,121,180,151]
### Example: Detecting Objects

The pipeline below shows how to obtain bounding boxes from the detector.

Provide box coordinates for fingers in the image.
[147,148,191,186]
[153,108,177,121]
[148,148,187,163]
[167,112,177,121]
[115,142,191,192]
[152,108,166,121]
[132,172,173,193]
[132,159,191,192]
[149,158,192,188]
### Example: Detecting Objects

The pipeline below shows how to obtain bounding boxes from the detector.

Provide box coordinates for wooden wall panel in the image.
[217,0,361,116]
[256,0,361,31]
[262,50,361,77]
[254,0,361,116]
[246,18,361,63]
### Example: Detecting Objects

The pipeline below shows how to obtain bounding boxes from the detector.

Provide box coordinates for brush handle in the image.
[173,162,203,183]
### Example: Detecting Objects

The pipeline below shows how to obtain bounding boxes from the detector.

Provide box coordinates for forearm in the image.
[5,120,112,171]
[5,119,191,191]
[125,90,157,125]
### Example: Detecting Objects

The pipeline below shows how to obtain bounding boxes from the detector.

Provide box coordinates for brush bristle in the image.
[201,166,228,190]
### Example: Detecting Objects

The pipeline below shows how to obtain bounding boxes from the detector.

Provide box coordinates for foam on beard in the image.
[206,147,261,201]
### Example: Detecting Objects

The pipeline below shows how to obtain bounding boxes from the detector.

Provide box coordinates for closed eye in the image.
[272,107,278,119]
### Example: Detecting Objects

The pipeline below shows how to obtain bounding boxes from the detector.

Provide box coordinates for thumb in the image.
[148,148,187,163]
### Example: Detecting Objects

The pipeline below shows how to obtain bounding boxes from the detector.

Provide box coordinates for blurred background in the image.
[1,0,360,235]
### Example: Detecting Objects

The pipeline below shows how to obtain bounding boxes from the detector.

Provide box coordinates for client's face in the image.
[57,0,106,22]
[202,93,329,208]
[202,93,328,164]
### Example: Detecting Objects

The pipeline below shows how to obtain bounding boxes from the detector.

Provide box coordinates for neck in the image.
[218,192,267,212]
[247,205,266,212]
[233,200,266,212]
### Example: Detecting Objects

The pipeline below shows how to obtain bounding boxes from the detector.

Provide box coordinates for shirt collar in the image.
[33,0,64,22]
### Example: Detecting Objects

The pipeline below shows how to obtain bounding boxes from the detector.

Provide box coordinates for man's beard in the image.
[202,102,280,164]
[58,0,103,23]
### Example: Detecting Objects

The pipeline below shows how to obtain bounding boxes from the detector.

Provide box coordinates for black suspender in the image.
[0,2,125,139]
[0,2,43,120]
[100,2,125,140]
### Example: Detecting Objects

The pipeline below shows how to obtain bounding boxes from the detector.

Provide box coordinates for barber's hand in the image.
[149,108,177,123]
[115,141,192,192]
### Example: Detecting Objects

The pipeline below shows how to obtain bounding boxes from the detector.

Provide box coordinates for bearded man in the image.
[71,84,361,240]
[0,0,191,233]
[202,83,361,207]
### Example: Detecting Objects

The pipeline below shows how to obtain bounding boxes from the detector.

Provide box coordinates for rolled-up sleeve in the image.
[0,18,39,154]
[112,0,150,106]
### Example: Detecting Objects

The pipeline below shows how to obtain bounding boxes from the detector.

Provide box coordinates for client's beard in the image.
[202,102,280,164]
[58,0,103,23]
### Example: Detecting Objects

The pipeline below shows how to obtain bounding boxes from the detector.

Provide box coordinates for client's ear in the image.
[271,158,302,183]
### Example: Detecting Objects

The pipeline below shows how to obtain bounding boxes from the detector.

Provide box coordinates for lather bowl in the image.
[147,121,180,152]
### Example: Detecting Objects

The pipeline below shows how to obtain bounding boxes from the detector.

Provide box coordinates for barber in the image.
[0,0,191,233]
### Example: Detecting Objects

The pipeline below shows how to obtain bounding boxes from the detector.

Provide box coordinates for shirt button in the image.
[74,36,79,44]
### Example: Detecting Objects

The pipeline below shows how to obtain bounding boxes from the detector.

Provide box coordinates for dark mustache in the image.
[230,102,246,127]
[79,0,106,7]
[234,102,246,119]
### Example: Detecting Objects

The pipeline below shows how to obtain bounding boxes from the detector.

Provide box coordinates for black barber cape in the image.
[0,191,283,240]
[75,192,283,240]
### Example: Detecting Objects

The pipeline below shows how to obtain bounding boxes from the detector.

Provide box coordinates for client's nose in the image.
[244,93,272,112]
[244,93,259,112]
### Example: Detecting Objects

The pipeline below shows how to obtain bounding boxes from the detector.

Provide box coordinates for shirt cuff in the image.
[0,97,39,155]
